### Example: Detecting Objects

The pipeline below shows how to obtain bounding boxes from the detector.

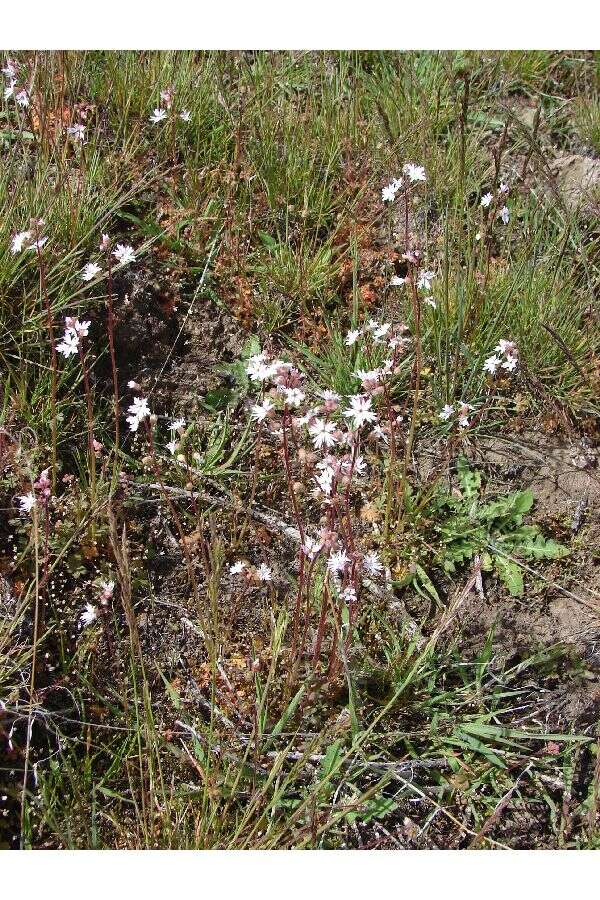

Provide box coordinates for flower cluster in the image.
[438,401,476,429]
[16,467,52,516]
[483,339,519,375]
[229,560,273,583]
[57,316,90,358]
[3,57,29,108]
[382,162,426,203]
[150,86,191,125]
[242,330,397,607]
[10,221,48,256]
[480,181,510,224]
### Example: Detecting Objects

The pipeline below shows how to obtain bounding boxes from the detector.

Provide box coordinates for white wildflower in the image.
[18,492,36,515]
[343,394,376,429]
[250,398,274,423]
[11,230,32,254]
[390,275,405,286]
[403,163,426,182]
[309,418,337,450]
[417,270,435,291]
[257,563,272,582]
[67,123,85,141]
[483,355,502,375]
[363,551,383,577]
[345,328,361,346]
[112,244,136,265]
[57,330,80,358]
[180,110,191,122]
[281,387,305,408]
[327,549,350,575]
[439,404,454,422]
[229,561,246,575]
[500,205,510,225]
[79,604,98,628]
[126,396,150,432]
[480,192,493,208]
[81,262,102,281]
[150,108,167,124]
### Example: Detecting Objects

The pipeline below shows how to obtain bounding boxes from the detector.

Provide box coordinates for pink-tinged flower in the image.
[341,454,366,477]
[499,182,509,194]
[113,244,136,265]
[17,492,36,515]
[126,396,151,432]
[229,560,246,575]
[355,368,382,394]
[302,536,323,560]
[343,394,376,429]
[160,88,174,108]
[495,339,517,357]
[309,418,337,450]
[403,162,426,183]
[250,398,274,423]
[15,90,29,108]
[457,403,475,428]
[166,439,178,455]
[99,233,111,252]
[79,604,98,628]
[483,354,502,375]
[363,551,383,577]
[81,262,102,281]
[480,192,493,208]
[257,563,272,582]
[327,549,350,575]
[65,317,90,338]
[500,205,510,225]
[341,585,357,604]
[98,580,115,604]
[345,328,361,346]
[11,230,32,254]
[439,404,454,422]
[2,59,17,78]
[150,108,167,124]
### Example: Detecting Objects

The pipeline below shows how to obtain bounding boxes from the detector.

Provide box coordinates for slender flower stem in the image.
[78,341,96,505]
[106,251,120,460]
[34,226,57,491]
